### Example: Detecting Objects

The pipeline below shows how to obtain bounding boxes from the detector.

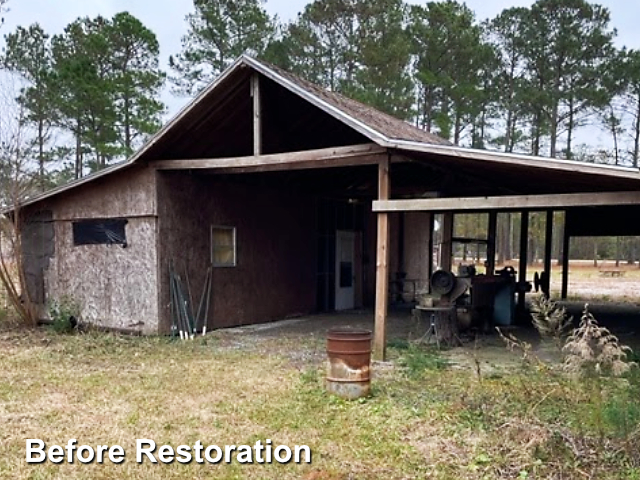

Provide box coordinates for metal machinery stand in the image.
[417,313,440,349]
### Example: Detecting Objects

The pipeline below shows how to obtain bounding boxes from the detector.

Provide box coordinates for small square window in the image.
[211,226,236,267]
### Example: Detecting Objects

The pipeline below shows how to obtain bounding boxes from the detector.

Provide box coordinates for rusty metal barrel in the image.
[326,328,372,400]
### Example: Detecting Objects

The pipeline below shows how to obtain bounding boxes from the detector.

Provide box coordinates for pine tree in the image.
[107,12,165,155]
[408,1,492,144]
[2,24,56,189]
[169,0,275,96]
[48,13,165,177]
[347,0,413,119]
[523,0,616,158]
[486,7,530,153]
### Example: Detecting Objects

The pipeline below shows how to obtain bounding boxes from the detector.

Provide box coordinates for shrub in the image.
[530,295,573,347]
[48,296,81,334]
[563,305,636,377]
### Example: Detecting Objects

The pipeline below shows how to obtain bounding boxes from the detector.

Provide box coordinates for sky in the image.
[2,0,640,146]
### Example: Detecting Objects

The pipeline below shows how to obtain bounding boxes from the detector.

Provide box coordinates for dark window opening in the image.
[339,262,353,288]
[73,219,128,247]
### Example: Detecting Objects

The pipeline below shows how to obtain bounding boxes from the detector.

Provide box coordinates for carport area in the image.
[371,143,640,360]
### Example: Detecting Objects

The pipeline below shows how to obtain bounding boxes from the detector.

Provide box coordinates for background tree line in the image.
[1,8,165,189]
[168,0,640,166]
[2,0,640,265]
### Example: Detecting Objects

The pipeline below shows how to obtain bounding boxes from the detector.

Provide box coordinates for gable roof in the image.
[245,57,450,146]
[10,54,640,211]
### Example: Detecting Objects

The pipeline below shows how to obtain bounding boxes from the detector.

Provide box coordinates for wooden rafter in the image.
[251,73,262,156]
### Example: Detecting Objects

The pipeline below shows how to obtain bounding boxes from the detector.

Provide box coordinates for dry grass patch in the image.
[0,327,638,479]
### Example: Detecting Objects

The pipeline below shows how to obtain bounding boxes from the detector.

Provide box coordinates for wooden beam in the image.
[487,212,497,275]
[252,74,262,156]
[518,211,529,312]
[373,190,640,212]
[561,213,570,300]
[373,156,390,362]
[544,211,553,299]
[153,143,386,173]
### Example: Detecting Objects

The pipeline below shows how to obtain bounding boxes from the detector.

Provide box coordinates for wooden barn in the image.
[16,55,640,359]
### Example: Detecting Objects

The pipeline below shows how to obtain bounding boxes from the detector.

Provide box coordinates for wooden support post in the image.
[251,74,262,156]
[427,213,434,293]
[487,211,498,275]
[544,210,553,298]
[561,213,570,299]
[440,212,454,272]
[518,211,529,312]
[374,156,390,361]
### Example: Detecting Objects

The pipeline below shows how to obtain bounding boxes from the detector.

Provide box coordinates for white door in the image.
[335,231,356,310]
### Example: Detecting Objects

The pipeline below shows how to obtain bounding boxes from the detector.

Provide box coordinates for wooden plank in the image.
[518,211,529,312]
[544,211,553,299]
[252,74,262,156]
[373,190,640,212]
[373,156,390,362]
[153,143,386,172]
[561,214,570,299]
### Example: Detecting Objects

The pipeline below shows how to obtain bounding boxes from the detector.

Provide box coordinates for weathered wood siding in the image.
[28,167,159,333]
[157,172,316,332]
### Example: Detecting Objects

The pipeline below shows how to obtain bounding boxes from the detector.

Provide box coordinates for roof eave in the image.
[390,139,640,182]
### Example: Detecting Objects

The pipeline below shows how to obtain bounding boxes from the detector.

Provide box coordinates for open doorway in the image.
[335,231,356,310]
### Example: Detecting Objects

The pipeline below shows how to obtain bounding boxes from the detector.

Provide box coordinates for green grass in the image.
[0,328,638,479]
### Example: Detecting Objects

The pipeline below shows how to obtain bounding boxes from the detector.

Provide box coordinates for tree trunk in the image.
[566,97,575,160]
[611,105,620,165]
[505,106,513,153]
[479,109,487,148]
[124,95,131,153]
[626,238,635,265]
[593,240,598,268]
[424,86,433,132]
[38,119,45,191]
[550,100,558,158]
[75,125,82,180]
[532,111,541,156]
[413,307,459,347]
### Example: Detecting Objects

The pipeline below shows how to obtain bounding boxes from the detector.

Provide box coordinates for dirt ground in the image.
[211,302,640,373]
